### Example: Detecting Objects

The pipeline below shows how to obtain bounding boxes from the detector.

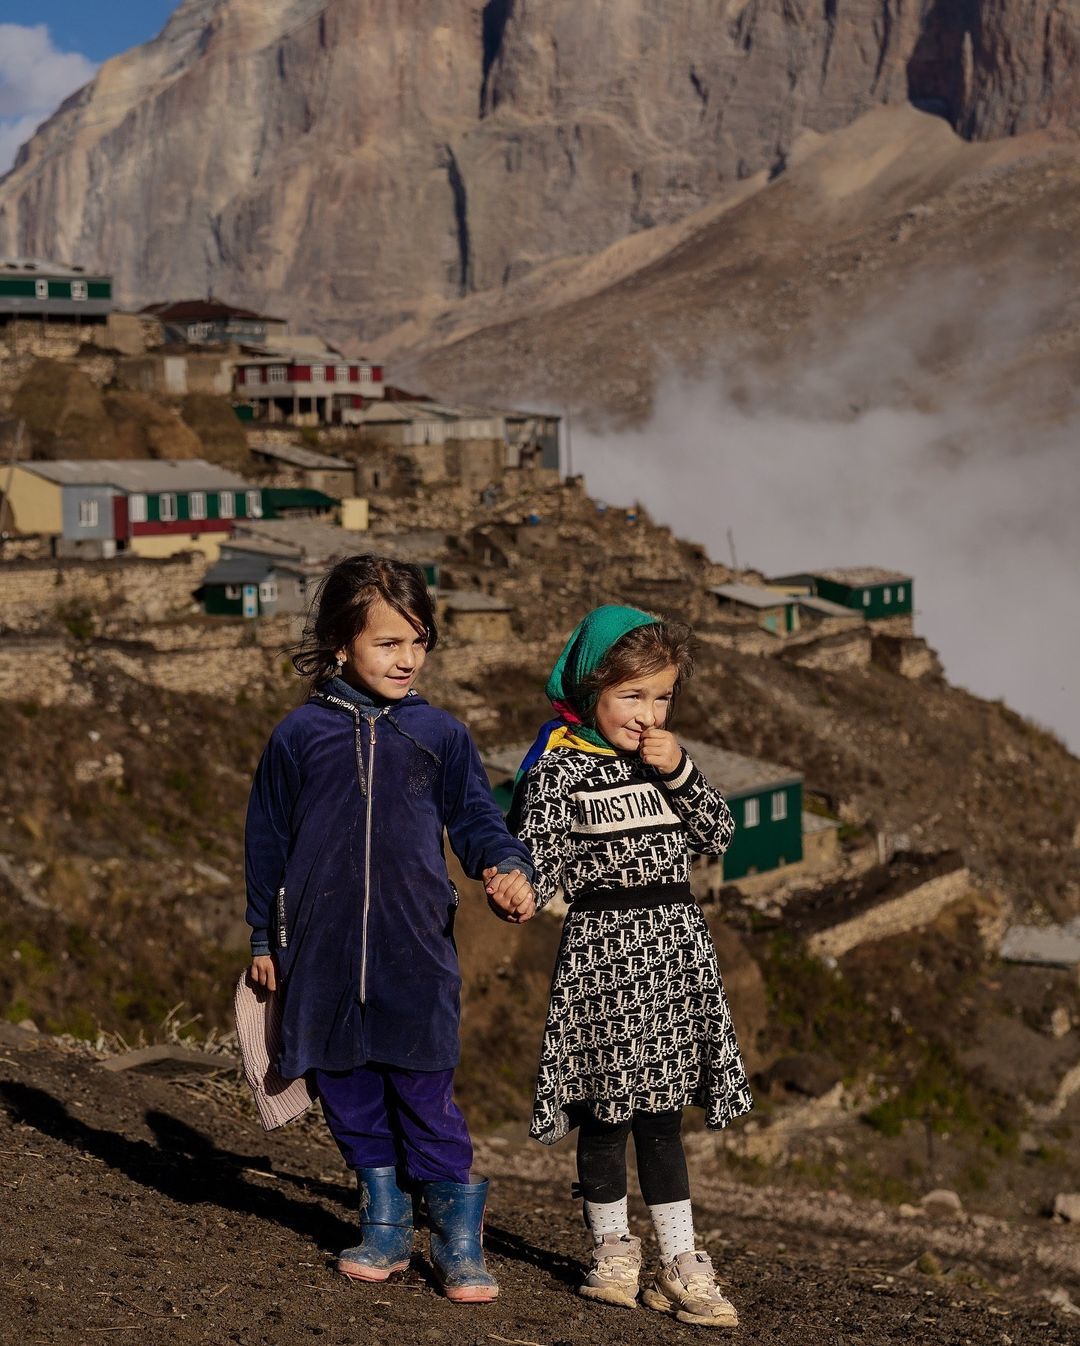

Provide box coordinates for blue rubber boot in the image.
[338,1166,414,1282]
[424,1178,499,1303]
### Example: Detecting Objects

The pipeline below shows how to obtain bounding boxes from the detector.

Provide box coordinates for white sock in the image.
[649,1199,696,1263]
[583,1196,630,1242]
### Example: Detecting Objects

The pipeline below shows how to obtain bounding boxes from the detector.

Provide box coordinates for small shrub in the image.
[55,599,96,642]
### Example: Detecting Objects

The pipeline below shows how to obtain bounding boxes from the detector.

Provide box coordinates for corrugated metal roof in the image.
[711,583,796,609]
[241,335,346,358]
[19,459,251,492]
[774,567,911,587]
[141,299,284,323]
[439,590,511,612]
[230,518,371,563]
[352,402,442,424]
[809,567,911,586]
[202,556,276,586]
[1,258,109,279]
[250,442,352,470]
[797,594,864,618]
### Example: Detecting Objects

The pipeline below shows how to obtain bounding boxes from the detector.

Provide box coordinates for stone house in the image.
[116,350,235,397]
[437,590,514,643]
[140,299,287,347]
[351,401,560,485]
[710,583,800,636]
[247,441,357,498]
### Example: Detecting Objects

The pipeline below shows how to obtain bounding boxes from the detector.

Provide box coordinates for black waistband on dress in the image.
[570,881,695,913]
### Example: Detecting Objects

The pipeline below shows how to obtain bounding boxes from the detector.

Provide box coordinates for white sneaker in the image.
[579,1233,641,1309]
[641,1249,739,1327]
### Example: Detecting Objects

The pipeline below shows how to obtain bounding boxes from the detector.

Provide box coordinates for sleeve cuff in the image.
[494,856,536,883]
[250,935,271,958]
[657,752,694,791]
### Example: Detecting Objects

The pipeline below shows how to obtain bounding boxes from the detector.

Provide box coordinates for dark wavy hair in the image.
[291,553,438,682]
[579,619,694,724]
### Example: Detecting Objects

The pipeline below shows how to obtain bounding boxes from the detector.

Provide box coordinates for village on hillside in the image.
[1,244,1079,1304]
[0,253,992,942]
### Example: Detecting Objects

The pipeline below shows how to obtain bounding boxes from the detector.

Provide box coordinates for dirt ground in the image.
[1,1025,1077,1346]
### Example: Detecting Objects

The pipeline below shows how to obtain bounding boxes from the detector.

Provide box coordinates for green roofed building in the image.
[771,568,913,624]
[260,488,339,519]
[1,259,112,320]
[678,738,803,882]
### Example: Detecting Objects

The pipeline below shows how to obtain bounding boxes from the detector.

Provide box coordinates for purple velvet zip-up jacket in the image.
[244,684,534,1079]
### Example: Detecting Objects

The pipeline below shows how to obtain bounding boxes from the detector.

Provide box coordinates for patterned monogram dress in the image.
[518,747,754,1145]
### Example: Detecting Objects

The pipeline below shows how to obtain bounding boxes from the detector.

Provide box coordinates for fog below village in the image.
[572,317,1080,755]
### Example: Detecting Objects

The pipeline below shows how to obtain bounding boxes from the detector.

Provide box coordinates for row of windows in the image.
[246,365,373,385]
[130,489,261,522]
[223,582,278,602]
[862,585,906,606]
[77,490,262,528]
[743,791,788,829]
[33,279,89,300]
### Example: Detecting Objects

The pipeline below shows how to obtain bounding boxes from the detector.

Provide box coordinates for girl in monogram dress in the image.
[514,605,752,1328]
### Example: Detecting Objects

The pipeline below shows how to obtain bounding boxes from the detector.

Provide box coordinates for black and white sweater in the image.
[518,748,735,910]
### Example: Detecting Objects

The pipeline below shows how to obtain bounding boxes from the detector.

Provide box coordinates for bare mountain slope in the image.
[0,1,1076,342]
[401,105,1080,421]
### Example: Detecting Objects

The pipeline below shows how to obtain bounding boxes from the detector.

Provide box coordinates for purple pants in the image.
[314,1063,473,1184]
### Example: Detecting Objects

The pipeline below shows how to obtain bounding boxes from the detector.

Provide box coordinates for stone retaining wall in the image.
[100,615,298,652]
[871,634,942,680]
[807,867,972,959]
[0,639,94,706]
[0,556,207,630]
[0,637,292,703]
[781,627,872,671]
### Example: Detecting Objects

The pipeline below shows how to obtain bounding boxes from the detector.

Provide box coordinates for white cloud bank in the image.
[572,277,1080,752]
[0,24,97,176]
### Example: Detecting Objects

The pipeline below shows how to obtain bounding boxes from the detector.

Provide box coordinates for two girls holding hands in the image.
[245,561,749,1325]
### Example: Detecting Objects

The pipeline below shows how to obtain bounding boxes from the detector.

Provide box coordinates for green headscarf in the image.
[546,603,660,749]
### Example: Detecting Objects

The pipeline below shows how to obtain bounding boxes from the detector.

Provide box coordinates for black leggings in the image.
[576,1108,690,1207]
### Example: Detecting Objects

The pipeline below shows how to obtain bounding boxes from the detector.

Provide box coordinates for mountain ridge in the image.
[1,0,1075,347]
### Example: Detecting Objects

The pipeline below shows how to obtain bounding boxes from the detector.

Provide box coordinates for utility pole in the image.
[727,526,738,573]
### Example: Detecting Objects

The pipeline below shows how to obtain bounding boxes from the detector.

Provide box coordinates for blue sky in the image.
[0,3,179,171]
[0,2,177,62]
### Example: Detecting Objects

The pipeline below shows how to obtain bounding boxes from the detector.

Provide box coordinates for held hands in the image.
[249,954,278,992]
[639,727,683,775]
[483,867,537,923]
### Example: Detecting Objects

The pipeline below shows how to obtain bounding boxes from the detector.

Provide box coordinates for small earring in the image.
[333,656,345,675]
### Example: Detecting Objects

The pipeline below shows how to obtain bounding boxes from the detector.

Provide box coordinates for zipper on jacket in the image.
[359,708,389,1005]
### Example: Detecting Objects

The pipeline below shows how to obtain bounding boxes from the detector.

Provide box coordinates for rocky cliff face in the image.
[0,0,1075,341]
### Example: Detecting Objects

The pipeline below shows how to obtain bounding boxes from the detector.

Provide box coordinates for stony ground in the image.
[1,1024,1077,1346]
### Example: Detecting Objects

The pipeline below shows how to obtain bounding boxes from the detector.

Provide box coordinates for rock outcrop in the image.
[0,0,1076,340]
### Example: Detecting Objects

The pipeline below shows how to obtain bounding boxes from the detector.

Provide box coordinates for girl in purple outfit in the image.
[245,554,535,1302]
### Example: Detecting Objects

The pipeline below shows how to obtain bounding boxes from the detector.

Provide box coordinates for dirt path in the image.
[1,1027,1077,1346]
